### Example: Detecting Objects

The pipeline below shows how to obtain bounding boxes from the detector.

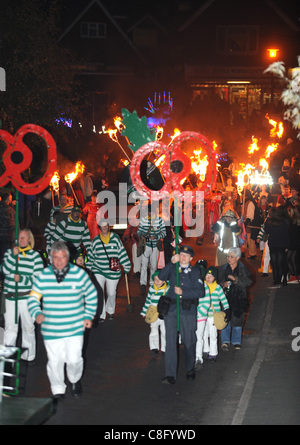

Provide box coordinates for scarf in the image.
[205,280,217,295]
[100,232,110,245]
[52,263,70,283]
[18,246,32,257]
[153,282,168,295]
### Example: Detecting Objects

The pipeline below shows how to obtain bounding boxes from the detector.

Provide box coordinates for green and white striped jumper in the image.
[197,282,229,319]
[28,264,97,340]
[1,248,44,300]
[140,282,169,316]
[137,216,166,248]
[50,216,92,256]
[87,233,131,280]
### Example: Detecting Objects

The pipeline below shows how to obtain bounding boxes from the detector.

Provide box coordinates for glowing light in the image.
[65,161,85,184]
[50,171,60,192]
[267,49,279,58]
[248,136,260,155]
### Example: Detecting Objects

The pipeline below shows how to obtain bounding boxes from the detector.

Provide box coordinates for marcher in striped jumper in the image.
[141,270,169,357]
[2,229,44,362]
[50,206,92,263]
[44,193,72,255]
[28,241,97,399]
[137,206,166,296]
[87,219,131,321]
[202,266,229,361]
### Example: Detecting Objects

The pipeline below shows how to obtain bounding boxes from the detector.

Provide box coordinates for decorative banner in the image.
[0,124,57,195]
[130,131,217,200]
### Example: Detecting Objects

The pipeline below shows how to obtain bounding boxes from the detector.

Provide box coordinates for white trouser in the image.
[203,316,218,357]
[263,241,271,274]
[94,273,119,319]
[149,318,166,352]
[4,299,36,361]
[140,246,159,286]
[44,335,84,395]
[196,320,207,363]
[132,243,141,273]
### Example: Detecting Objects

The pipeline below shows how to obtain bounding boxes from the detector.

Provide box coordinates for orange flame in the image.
[191,149,208,181]
[65,161,85,184]
[248,136,260,155]
[259,158,269,173]
[265,114,284,138]
[265,143,278,158]
[50,171,60,192]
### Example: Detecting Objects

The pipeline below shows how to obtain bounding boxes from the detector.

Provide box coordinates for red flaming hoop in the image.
[0,124,57,195]
[130,131,217,200]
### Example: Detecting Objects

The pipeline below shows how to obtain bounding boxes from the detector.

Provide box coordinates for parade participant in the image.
[195,268,210,370]
[2,229,44,363]
[140,270,169,357]
[158,245,205,385]
[87,219,131,321]
[82,191,104,240]
[44,193,73,255]
[264,207,289,287]
[287,205,300,284]
[200,267,229,362]
[276,184,292,207]
[243,189,260,259]
[50,206,92,263]
[138,205,166,296]
[122,213,141,279]
[28,241,97,399]
[212,209,241,266]
[0,192,16,264]
[218,247,252,350]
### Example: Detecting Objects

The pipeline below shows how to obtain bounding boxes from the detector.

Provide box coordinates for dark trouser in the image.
[164,307,197,379]
[270,247,288,284]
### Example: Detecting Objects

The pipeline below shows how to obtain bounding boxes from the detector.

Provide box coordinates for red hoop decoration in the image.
[130,131,217,200]
[0,124,57,195]
[129,140,172,201]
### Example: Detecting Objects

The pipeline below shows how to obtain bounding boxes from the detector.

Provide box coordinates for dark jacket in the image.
[159,261,205,315]
[218,261,252,318]
[264,220,290,249]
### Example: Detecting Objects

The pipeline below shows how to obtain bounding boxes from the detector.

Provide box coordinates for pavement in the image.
[1,233,300,426]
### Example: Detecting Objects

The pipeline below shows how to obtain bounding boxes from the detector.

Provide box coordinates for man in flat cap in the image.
[158,245,205,385]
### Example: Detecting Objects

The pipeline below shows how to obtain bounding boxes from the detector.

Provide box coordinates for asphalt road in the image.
[7,233,300,426]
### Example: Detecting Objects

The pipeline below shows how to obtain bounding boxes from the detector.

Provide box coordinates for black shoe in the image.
[71,381,82,398]
[53,393,65,401]
[150,349,159,358]
[161,376,176,385]
[186,369,196,380]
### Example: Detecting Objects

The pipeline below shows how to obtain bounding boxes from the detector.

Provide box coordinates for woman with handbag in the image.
[218,247,252,350]
[86,219,131,321]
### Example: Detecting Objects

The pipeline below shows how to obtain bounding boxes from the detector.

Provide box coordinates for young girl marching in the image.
[200,266,229,362]
[141,270,169,357]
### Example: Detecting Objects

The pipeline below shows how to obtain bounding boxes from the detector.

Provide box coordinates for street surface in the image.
[9,233,300,426]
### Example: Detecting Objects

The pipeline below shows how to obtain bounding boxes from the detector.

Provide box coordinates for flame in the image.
[108,128,118,142]
[265,114,284,138]
[50,171,60,192]
[236,163,255,193]
[155,126,164,141]
[121,159,129,167]
[259,158,269,173]
[191,149,208,181]
[265,142,278,158]
[155,155,166,167]
[65,161,85,184]
[248,136,260,155]
[114,116,125,132]
[169,128,181,145]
